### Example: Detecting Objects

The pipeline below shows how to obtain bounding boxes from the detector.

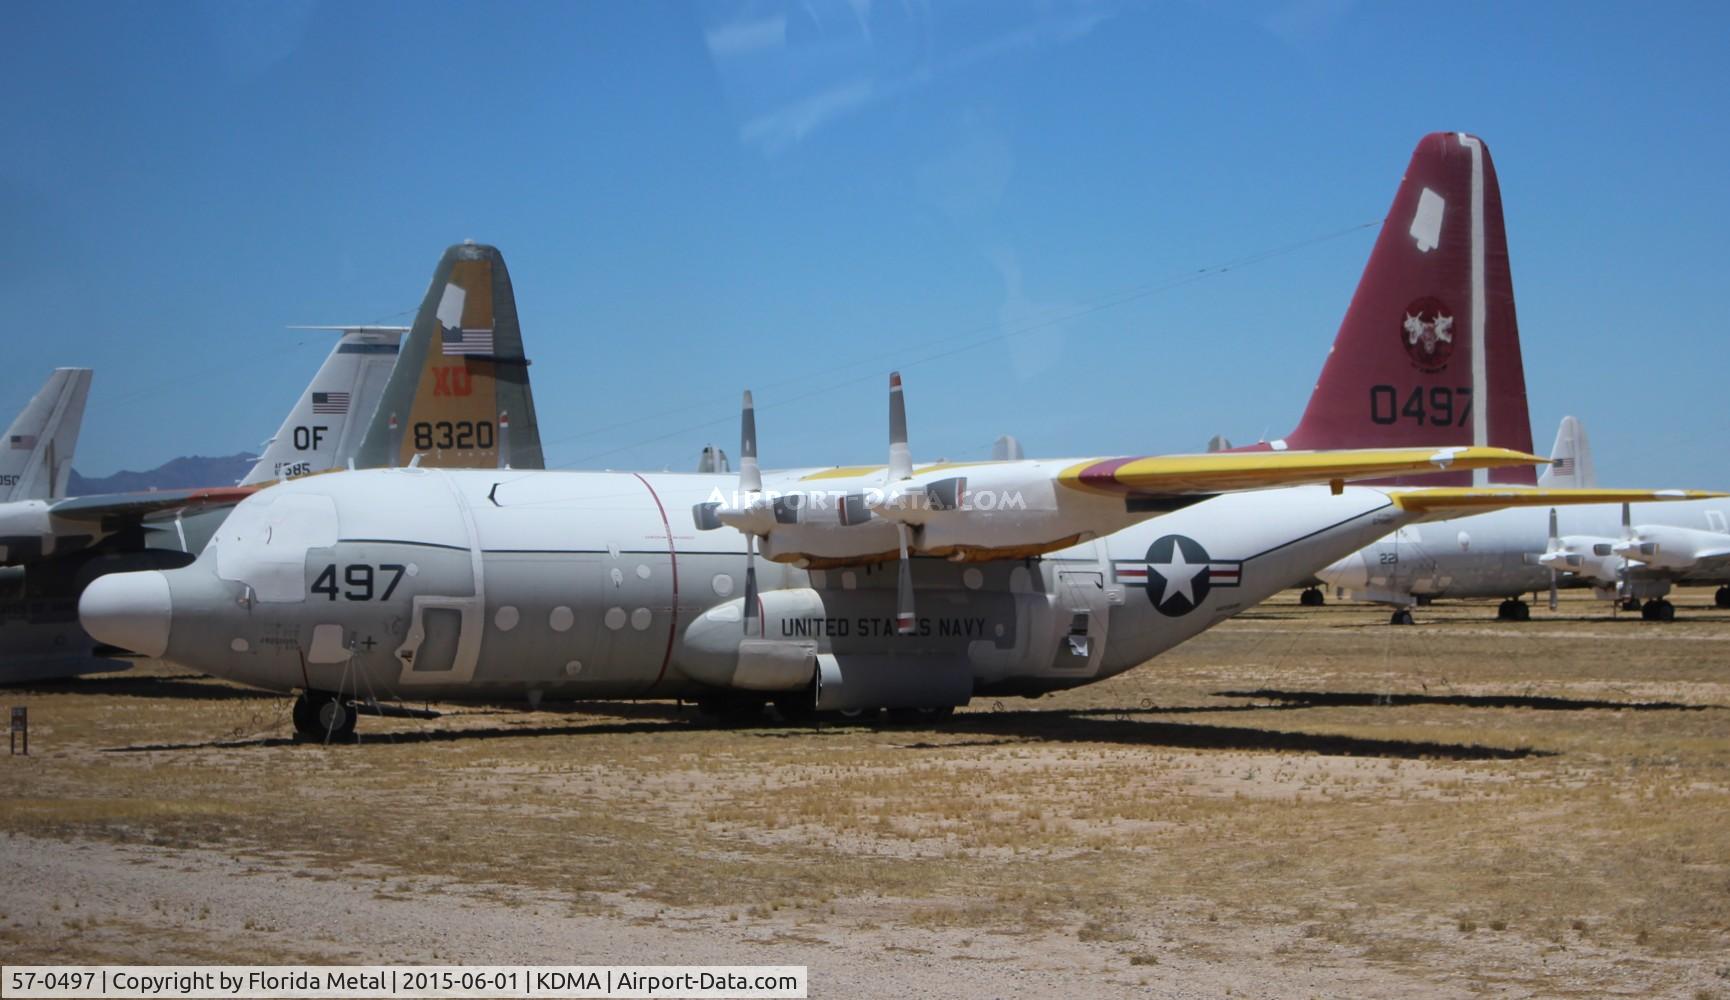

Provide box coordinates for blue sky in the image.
[4,0,1727,487]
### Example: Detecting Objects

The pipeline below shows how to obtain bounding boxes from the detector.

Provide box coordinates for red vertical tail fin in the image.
[1273,132,1534,485]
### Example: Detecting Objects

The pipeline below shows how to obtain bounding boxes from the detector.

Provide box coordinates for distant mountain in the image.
[69,453,257,494]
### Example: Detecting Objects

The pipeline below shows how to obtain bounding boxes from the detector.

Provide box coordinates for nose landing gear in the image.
[293,690,357,741]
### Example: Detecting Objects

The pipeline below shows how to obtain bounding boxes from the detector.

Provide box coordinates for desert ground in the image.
[2,591,1727,998]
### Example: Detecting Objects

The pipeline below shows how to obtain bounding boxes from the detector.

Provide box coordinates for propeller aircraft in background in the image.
[1319,415,1730,622]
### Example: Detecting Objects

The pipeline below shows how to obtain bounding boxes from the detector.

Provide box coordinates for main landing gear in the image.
[1496,599,1531,622]
[696,692,769,726]
[1390,608,1415,626]
[1717,586,1730,609]
[292,690,356,741]
[1299,587,1326,607]
[1640,599,1676,622]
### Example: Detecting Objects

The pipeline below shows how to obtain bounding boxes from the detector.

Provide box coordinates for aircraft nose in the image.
[1315,550,1369,590]
[79,570,172,657]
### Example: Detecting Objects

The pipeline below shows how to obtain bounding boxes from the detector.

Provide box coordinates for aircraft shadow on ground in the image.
[870,709,1547,760]
[16,673,270,701]
[98,700,1568,760]
[1215,688,1720,712]
[100,718,688,753]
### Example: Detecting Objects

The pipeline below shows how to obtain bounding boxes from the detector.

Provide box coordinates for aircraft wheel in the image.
[1621,598,1643,613]
[1650,599,1676,622]
[1716,586,1730,609]
[1299,588,1325,607]
[1390,609,1415,626]
[697,693,767,726]
[1513,601,1531,622]
[294,691,355,741]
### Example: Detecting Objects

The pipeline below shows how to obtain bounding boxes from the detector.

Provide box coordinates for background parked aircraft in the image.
[239,325,406,486]
[1317,415,1730,621]
[0,368,91,507]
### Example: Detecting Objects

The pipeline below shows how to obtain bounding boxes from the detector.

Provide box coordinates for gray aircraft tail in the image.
[1,368,92,502]
[240,327,406,486]
[354,242,544,470]
[1537,415,1595,489]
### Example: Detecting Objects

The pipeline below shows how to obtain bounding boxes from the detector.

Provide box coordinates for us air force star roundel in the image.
[1114,535,1243,617]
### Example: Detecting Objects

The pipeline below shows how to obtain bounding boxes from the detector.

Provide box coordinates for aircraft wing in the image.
[48,486,259,523]
[1386,487,1725,519]
[1057,447,1545,497]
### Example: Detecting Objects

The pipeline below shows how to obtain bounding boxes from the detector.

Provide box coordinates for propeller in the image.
[1546,507,1559,611]
[691,391,769,634]
[886,372,917,634]
[1617,501,1633,604]
[738,391,763,634]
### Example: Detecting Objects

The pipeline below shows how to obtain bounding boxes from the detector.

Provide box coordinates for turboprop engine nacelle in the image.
[1539,536,1623,585]
[1612,524,1730,572]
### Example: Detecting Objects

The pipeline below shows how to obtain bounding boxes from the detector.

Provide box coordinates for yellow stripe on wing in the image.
[1056,447,1548,496]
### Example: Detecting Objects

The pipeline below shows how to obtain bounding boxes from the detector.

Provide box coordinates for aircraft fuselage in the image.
[118,468,1406,709]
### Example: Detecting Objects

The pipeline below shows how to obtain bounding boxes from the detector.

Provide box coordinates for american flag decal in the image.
[311,391,350,414]
[1552,457,1574,473]
[441,325,494,356]
[9,434,36,450]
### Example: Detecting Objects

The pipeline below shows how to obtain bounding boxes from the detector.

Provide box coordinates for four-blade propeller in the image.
[692,375,926,636]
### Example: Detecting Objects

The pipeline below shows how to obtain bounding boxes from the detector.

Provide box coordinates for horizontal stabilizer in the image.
[1389,487,1724,518]
[1059,446,1546,497]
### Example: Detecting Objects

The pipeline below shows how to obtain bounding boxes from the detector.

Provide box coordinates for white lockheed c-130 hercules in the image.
[77,133,1721,737]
